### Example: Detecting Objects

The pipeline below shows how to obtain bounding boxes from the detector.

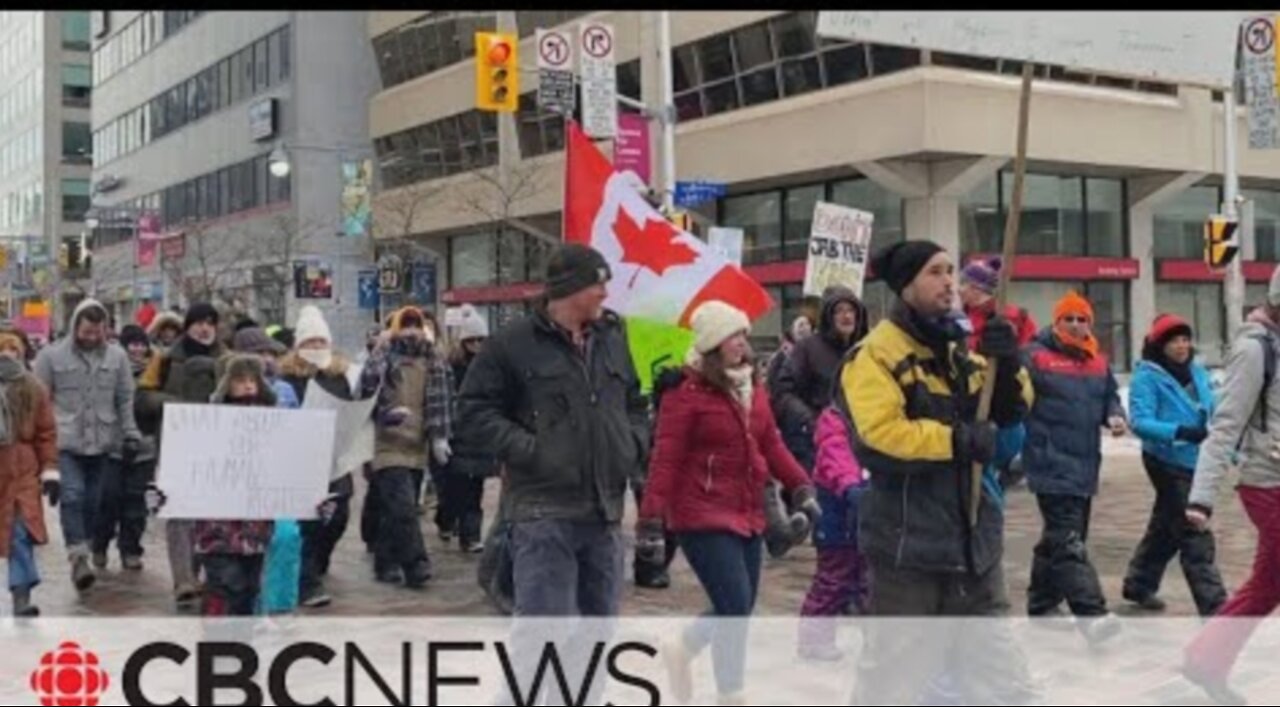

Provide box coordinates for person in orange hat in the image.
[1022,290,1127,642]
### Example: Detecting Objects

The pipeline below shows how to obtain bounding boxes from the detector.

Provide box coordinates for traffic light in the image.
[1204,214,1240,270]
[476,32,519,113]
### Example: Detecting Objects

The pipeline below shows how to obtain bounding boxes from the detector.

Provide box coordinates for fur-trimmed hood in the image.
[278,349,353,379]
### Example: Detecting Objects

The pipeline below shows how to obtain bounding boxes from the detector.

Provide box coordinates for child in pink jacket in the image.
[798,405,870,662]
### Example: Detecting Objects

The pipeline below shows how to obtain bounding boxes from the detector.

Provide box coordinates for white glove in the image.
[432,439,453,466]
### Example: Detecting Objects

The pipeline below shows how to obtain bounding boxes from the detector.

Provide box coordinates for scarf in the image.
[182,335,216,359]
[1053,325,1101,359]
[896,302,968,358]
[1143,342,1194,388]
[0,356,25,446]
[686,348,755,413]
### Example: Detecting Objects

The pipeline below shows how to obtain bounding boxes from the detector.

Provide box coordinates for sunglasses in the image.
[1060,316,1091,324]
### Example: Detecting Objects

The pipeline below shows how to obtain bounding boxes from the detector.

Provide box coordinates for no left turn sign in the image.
[1245,17,1276,56]
[538,30,572,70]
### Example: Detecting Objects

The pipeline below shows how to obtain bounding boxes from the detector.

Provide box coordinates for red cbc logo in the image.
[30,642,111,706]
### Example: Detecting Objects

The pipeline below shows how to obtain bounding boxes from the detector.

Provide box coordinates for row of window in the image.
[61,178,90,222]
[0,71,41,134]
[0,125,41,182]
[961,172,1129,259]
[63,122,91,164]
[0,12,39,80]
[374,59,640,190]
[449,219,561,290]
[931,52,1178,96]
[94,25,292,168]
[93,152,293,248]
[0,180,41,231]
[1154,185,1280,261]
[92,11,204,87]
[373,11,592,91]
[62,12,91,51]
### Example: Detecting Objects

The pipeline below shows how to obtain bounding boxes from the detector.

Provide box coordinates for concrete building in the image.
[0,11,93,328]
[88,11,379,350]
[368,10,1280,369]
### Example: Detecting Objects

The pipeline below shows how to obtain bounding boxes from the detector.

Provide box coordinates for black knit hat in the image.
[872,241,947,296]
[184,302,220,331]
[545,244,612,301]
[119,324,150,349]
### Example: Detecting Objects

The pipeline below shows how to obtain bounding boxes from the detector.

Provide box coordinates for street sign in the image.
[357,270,380,311]
[674,181,729,208]
[378,254,405,294]
[537,28,577,115]
[578,21,617,138]
[1243,15,1280,149]
[816,12,1244,88]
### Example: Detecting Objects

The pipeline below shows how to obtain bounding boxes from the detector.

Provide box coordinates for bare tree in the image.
[160,220,260,306]
[369,178,448,257]
[453,160,559,246]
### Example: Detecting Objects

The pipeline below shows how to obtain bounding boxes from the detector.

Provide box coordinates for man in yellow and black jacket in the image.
[843,241,1039,704]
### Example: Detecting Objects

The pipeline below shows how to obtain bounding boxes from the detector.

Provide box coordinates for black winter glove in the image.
[1176,425,1210,444]
[43,479,60,507]
[978,316,1020,361]
[955,422,999,466]
[121,437,141,465]
[790,485,822,531]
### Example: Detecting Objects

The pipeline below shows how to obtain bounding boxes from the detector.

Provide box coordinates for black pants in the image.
[435,471,485,545]
[631,484,677,583]
[300,474,353,597]
[1124,456,1228,616]
[201,554,265,617]
[360,463,378,550]
[851,561,1038,705]
[93,459,152,559]
[370,467,431,575]
[1029,494,1108,617]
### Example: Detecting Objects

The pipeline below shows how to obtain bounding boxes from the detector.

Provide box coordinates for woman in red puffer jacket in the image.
[640,301,818,705]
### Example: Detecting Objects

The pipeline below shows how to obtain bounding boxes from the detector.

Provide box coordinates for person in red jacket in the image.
[961,256,1038,352]
[640,300,819,705]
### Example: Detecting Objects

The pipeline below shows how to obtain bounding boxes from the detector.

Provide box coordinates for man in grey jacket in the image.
[34,299,141,592]
[1183,266,1280,705]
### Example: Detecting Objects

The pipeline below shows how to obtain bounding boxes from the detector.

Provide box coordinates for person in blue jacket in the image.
[1123,314,1228,617]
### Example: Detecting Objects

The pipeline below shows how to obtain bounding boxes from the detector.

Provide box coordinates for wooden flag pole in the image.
[971,63,1034,529]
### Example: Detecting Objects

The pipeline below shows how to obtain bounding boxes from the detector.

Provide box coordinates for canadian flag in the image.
[563,121,773,327]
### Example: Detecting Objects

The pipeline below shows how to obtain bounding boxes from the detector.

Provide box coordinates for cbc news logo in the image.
[30,642,111,706]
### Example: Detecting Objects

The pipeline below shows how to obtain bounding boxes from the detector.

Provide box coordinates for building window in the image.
[516,11,589,38]
[62,63,92,108]
[62,178,91,222]
[376,109,499,189]
[374,12,497,89]
[830,177,906,247]
[62,12,91,51]
[1246,188,1280,262]
[450,232,495,288]
[62,122,91,163]
[94,11,203,86]
[722,192,783,265]
[962,172,1128,258]
[1154,185,1220,260]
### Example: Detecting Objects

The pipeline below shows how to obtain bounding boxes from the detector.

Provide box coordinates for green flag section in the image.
[624,316,695,394]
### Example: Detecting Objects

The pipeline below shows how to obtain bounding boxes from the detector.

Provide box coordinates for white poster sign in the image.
[156,404,336,520]
[817,11,1245,88]
[301,381,379,480]
[708,227,745,267]
[804,202,876,298]
[579,21,618,138]
[1243,15,1280,149]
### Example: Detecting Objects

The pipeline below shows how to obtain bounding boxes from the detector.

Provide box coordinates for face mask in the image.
[299,348,333,370]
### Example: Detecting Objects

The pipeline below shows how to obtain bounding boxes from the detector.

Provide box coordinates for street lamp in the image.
[268,146,291,178]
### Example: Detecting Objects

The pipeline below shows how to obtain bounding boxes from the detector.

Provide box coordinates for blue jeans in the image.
[59,453,113,558]
[679,532,764,696]
[8,519,40,592]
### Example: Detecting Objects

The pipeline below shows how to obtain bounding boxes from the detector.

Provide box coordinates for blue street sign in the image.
[358,270,380,311]
[674,180,728,208]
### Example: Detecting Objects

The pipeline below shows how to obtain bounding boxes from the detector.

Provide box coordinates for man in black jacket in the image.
[459,243,649,618]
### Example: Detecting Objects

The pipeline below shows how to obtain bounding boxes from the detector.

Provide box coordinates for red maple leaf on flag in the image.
[613,209,699,287]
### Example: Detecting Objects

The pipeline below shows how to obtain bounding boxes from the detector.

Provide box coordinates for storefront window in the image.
[960,177,1002,255]
[1012,174,1084,256]
[449,232,493,288]
[754,284,807,352]
[1245,188,1280,262]
[1154,185,1220,260]
[830,178,905,248]
[722,192,782,266]
[1155,283,1227,367]
[964,173,1126,258]
[784,185,823,261]
[1085,178,1127,258]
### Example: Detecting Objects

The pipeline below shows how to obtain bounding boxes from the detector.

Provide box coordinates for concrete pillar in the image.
[904,196,961,255]
[1127,171,1207,364]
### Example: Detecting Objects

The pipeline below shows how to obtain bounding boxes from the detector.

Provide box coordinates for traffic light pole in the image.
[658,11,677,213]
[1224,85,1245,342]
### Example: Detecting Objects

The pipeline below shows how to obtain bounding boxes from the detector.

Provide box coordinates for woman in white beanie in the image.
[277,305,359,609]
[638,300,821,705]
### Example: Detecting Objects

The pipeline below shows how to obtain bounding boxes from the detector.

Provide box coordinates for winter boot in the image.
[92,551,109,571]
[122,555,144,572]
[71,554,97,592]
[11,588,39,618]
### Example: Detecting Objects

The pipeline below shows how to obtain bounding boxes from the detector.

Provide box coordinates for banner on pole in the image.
[156,404,336,520]
[804,202,875,298]
[614,113,652,185]
[1243,15,1280,149]
[341,159,374,237]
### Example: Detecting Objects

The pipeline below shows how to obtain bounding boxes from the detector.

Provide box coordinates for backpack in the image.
[1246,330,1279,433]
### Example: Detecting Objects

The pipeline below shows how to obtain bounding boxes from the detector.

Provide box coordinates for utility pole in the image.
[658,11,677,213]
[1224,83,1245,342]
